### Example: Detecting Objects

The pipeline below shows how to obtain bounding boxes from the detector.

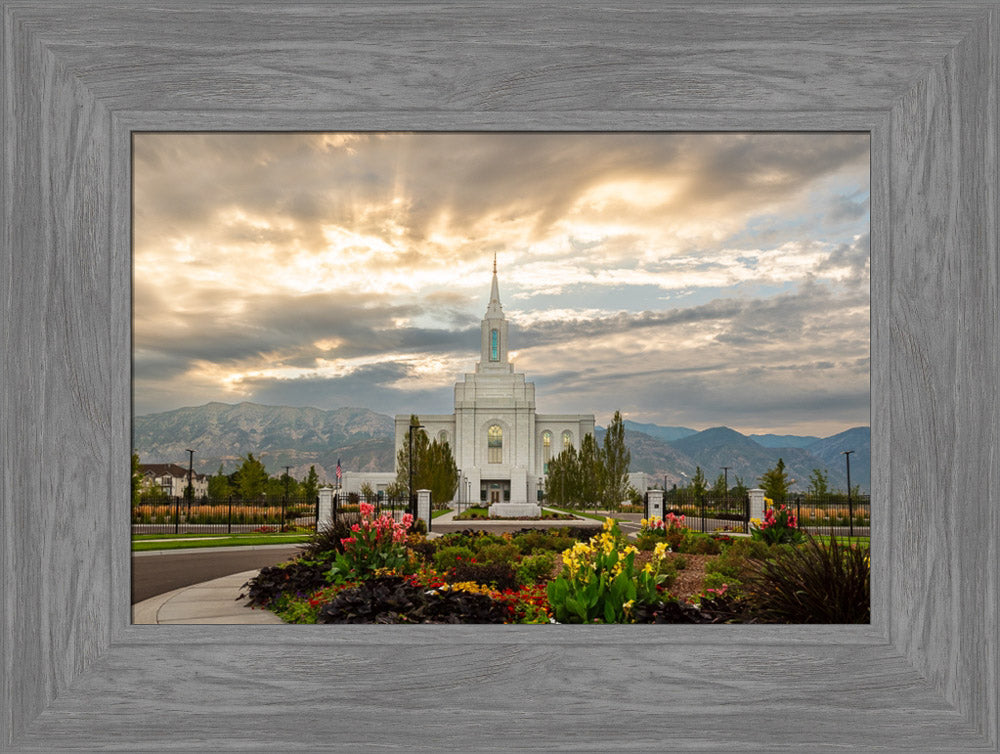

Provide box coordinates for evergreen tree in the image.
[577,433,602,507]
[207,464,231,500]
[546,446,580,507]
[392,416,459,504]
[732,475,749,499]
[600,411,631,510]
[301,466,320,502]
[807,468,830,498]
[233,453,268,500]
[711,472,728,499]
[690,466,708,501]
[759,457,791,504]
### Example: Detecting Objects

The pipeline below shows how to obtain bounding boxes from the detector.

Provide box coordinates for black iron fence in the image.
[660,489,751,534]
[646,489,871,539]
[330,491,415,524]
[784,493,871,538]
[132,495,318,535]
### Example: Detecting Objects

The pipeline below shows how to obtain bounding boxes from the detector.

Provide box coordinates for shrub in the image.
[408,517,427,536]
[239,558,331,608]
[705,538,772,582]
[512,529,576,555]
[298,513,362,559]
[743,534,870,623]
[434,545,476,571]
[516,551,556,586]
[475,542,522,566]
[679,532,722,555]
[449,561,519,591]
[316,575,509,624]
[671,553,687,570]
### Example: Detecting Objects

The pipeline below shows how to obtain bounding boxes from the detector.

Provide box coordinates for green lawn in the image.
[131,532,312,552]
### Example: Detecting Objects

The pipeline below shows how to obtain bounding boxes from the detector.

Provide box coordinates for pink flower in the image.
[359,502,375,518]
[351,523,360,532]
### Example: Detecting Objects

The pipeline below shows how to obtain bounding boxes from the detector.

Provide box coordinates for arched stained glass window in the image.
[562,430,573,452]
[438,430,449,446]
[488,424,503,464]
[542,431,552,474]
[490,329,499,361]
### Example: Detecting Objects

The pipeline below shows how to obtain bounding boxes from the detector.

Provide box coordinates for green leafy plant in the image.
[475,542,522,566]
[743,534,870,623]
[516,551,556,586]
[546,518,672,623]
[326,502,414,583]
[750,502,805,545]
[433,545,476,571]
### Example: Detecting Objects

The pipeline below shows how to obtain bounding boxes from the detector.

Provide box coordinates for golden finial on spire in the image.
[493,252,497,274]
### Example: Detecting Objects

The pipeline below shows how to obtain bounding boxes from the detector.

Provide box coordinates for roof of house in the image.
[139,463,207,480]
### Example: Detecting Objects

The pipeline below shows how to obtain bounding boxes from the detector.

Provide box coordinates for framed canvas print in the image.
[129,130,873,627]
[2,2,997,751]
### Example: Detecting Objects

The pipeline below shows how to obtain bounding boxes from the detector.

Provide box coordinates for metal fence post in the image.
[227,496,232,534]
[173,496,180,535]
[699,495,706,533]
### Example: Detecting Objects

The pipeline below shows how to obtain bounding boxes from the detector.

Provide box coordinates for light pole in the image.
[185,448,195,511]
[842,450,855,537]
[408,422,424,512]
[283,465,291,530]
[721,466,730,500]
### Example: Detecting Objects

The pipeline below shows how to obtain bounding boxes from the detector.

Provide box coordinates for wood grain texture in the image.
[3,2,998,751]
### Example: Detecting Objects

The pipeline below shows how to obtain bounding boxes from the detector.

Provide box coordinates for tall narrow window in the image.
[488,424,503,463]
[490,329,499,361]
[542,431,552,474]
[562,430,573,452]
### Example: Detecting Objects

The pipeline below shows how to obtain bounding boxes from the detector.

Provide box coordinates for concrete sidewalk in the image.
[132,569,285,624]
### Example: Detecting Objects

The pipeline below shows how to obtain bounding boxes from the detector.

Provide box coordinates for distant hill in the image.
[750,433,822,448]
[806,427,871,492]
[622,420,698,443]
[133,402,395,482]
[134,402,870,492]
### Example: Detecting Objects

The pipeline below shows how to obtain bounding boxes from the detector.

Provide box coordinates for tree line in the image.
[132,452,321,503]
[668,458,863,503]
[544,410,634,510]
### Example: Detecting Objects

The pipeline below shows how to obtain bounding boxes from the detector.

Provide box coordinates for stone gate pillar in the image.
[416,489,432,531]
[749,488,766,526]
[317,486,334,531]
[646,489,664,520]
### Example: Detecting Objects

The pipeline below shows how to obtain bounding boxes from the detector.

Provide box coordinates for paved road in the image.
[131,545,301,604]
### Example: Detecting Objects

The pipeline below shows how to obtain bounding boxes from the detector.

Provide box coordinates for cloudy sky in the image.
[133,132,869,436]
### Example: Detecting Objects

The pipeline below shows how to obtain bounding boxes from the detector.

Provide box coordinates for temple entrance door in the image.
[490,489,500,504]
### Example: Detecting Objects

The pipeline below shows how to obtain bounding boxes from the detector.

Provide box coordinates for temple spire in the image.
[487,254,502,315]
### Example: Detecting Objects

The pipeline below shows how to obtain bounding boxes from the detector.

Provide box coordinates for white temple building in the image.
[393,258,594,516]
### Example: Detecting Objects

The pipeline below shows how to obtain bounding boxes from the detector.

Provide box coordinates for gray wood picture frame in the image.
[2,1,997,750]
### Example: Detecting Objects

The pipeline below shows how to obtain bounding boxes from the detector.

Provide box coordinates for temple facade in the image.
[394,259,594,515]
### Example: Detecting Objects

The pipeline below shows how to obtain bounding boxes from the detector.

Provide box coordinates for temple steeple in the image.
[477,255,511,372]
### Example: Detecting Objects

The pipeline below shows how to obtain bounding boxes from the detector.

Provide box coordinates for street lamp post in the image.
[185,448,195,513]
[841,450,855,537]
[721,466,730,500]
[408,423,424,515]
[283,465,291,530]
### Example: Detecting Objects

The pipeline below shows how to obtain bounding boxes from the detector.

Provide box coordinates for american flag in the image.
[336,459,342,481]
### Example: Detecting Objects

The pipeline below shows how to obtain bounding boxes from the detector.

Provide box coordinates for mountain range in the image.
[133,402,870,493]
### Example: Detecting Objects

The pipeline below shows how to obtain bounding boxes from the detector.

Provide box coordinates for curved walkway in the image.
[132,569,284,624]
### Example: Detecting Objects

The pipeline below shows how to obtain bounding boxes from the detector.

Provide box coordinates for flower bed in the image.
[240,512,870,624]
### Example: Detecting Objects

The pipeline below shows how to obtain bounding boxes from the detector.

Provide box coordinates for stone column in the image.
[646,489,664,520]
[317,486,335,531]
[749,488,766,526]
[416,489,432,531]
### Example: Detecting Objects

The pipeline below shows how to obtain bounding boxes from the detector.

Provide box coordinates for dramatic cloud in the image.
[134,132,869,435]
